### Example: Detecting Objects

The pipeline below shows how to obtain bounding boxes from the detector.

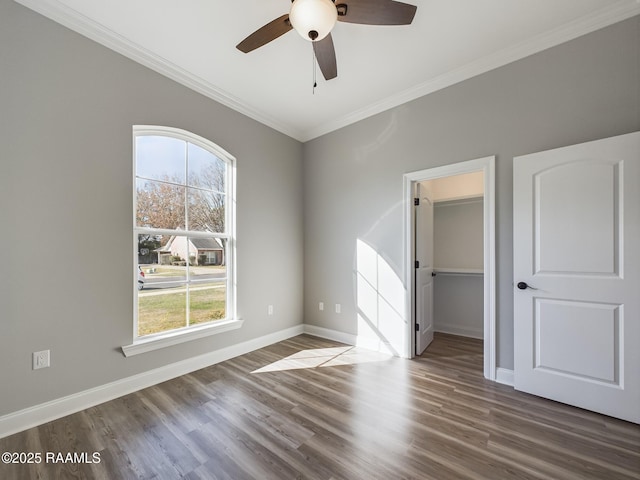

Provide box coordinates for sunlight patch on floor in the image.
[252,346,393,373]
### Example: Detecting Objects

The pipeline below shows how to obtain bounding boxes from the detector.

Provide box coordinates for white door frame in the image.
[403,156,496,380]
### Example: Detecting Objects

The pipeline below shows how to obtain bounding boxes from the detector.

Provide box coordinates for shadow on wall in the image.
[355,239,406,356]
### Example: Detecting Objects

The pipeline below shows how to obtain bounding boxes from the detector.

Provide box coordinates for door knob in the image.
[517,282,537,290]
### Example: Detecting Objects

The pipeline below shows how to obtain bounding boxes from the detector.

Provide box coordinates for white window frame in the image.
[122,125,240,357]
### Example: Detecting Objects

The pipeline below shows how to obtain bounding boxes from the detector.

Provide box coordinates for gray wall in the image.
[434,275,484,339]
[434,199,484,270]
[433,199,484,338]
[0,1,303,417]
[303,16,640,369]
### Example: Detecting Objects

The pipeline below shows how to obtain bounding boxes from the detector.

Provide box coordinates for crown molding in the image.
[13,0,305,141]
[14,0,640,143]
[302,1,640,141]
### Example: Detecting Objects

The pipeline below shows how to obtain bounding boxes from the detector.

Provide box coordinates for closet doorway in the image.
[403,157,496,381]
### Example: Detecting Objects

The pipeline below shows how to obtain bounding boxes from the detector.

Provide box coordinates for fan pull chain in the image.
[312,46,317,94]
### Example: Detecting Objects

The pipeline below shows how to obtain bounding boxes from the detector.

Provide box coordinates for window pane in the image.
[138,289,188,336]
[138,233,188,287]
[187,189,225,233]
[136,179,186,230]
[136,136,186,184]
[140,263,187,289]
[137,233,162,266]
[189,282,226,326]
[188,143,225,193]
[188,237,224,268]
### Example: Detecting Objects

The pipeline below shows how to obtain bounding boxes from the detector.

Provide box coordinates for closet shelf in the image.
[433,268,484,276]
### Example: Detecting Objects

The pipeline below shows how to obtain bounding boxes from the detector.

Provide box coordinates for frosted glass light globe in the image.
[289,0,338,42]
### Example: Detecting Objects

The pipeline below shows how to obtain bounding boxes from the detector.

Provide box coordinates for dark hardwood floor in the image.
[1,333,639,479]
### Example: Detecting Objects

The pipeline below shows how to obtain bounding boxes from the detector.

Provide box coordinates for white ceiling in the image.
[16,0,640,141]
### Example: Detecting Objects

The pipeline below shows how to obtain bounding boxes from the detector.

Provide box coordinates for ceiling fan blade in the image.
[236,14,293,53]
[313,33,337,80]
[337,0,416,26]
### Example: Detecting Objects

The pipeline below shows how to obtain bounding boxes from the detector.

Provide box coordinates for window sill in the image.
[121,318,243,357]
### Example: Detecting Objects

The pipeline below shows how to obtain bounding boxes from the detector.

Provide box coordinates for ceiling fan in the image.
[236,0,417,81]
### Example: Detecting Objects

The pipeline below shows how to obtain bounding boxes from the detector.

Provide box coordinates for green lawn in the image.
[138,285,226,336]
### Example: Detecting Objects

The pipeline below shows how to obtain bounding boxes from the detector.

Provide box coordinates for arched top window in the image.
[127,126,237,353]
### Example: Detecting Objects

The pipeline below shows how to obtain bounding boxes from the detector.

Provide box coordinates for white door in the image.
[513,131,639,423]
[415,183,434,355]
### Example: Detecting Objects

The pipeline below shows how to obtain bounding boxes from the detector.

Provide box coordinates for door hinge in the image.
[414,198,420,206]
[415,323,420,331]
[415,260,420,268]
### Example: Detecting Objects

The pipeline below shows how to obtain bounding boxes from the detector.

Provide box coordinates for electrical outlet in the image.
[33,350,50,370]
[335,304,341,313]
[319,302,324,311]
[268,305,274,316]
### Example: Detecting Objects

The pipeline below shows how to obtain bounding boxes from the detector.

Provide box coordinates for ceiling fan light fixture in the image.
[289,0,338,42]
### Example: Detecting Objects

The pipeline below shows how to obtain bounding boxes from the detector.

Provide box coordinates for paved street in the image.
[139,265,226,295]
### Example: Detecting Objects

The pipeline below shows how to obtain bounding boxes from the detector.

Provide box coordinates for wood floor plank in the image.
[1,332,638,479]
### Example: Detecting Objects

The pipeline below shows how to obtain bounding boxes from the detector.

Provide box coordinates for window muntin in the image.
[133,126,234,339]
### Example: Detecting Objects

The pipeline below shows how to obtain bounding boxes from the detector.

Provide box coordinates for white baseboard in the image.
[303,325,398,356]
[303,324,357,346]
[434,324,484,339]
[0,325,304,439]
[496,367,514,386]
